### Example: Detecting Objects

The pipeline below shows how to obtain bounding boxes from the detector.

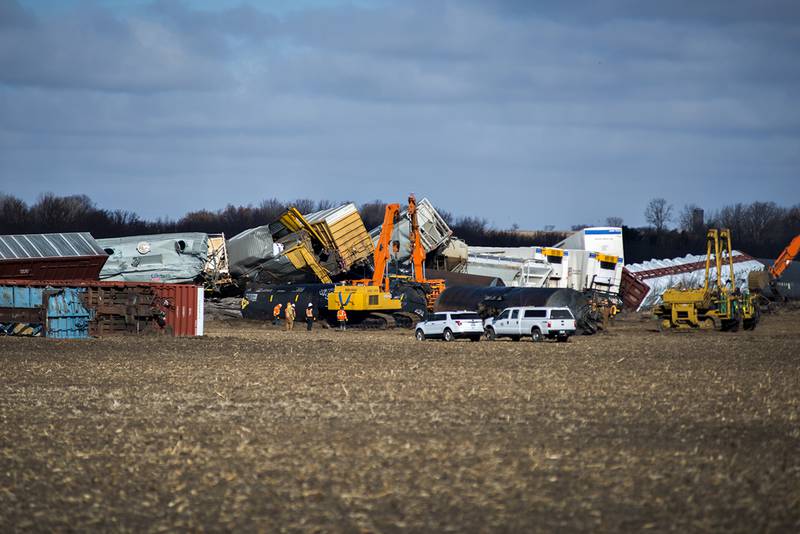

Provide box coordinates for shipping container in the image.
[0,280,203,337]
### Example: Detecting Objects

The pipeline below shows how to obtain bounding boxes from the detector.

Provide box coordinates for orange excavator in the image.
[769,234,800,279]
[749,234,800,304]
[326,195,446,327]
[327,198,440,327]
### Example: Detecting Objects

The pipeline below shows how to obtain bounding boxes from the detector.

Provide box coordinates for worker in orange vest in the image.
[273,303,283,326]
[337,306,348,331]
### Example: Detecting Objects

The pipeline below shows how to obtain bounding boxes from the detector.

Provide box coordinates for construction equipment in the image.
[748,234,800,304]
[769,234,800,279]
[654,229,759,331]
[327,204,408,327]
[408,194,446,310]
[326,197,441,327]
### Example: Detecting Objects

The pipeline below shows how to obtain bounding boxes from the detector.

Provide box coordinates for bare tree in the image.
[741,201,783,243]
[644,198,673,232]
[605,216,623,227]
[679,204,704,233]
[0,194,30,233]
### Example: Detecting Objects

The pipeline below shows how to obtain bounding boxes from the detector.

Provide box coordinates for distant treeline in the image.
[1,193,797,264]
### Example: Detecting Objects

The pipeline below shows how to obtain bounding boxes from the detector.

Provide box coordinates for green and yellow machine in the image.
[654,229,759,331]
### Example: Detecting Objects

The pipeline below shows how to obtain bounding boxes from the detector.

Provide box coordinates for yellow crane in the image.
[654,229,758,331]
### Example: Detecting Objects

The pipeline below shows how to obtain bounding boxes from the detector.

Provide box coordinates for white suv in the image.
[415,311,484,342]
[484,306,576,342]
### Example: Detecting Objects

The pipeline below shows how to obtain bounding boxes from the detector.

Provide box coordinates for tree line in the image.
[0,192,561,250]
[1,192,796,263]
[620,198,800,264]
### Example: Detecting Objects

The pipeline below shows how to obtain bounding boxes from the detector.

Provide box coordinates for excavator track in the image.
[355,312,396,329]
[392,311,423,329]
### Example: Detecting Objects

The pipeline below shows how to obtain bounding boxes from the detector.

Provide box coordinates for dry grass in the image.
[1,311,799,532]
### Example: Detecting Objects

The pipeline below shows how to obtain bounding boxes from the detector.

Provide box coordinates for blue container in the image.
[0,286,44,308]
[0,285,91,339]
[45,288,91,339]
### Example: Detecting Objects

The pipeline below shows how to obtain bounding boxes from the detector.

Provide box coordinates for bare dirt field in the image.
[1,311,799,532]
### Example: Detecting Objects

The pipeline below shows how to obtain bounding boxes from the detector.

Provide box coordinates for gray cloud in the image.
[0,0,798,229]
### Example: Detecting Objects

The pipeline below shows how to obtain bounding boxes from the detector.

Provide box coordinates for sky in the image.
[1,0,798,229]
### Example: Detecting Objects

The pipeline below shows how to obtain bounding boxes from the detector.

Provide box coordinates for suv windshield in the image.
[550,309,573,320]
[452,312,481,320]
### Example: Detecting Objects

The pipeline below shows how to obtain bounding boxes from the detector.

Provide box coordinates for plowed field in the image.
[1,312,799,532]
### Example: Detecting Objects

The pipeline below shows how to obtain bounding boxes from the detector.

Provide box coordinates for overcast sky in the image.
[1,0,798,229]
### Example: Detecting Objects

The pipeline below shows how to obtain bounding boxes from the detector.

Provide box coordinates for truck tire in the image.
[485,327,496,341]
[443,328,454,342]
[531,327,543,342]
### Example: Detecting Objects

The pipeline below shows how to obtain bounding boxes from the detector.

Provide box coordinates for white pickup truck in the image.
[484,306,576,342]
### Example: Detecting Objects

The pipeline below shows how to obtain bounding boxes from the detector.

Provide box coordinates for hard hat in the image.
[307,303,313,307]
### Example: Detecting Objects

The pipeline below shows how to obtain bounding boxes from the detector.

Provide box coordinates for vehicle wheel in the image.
[531,327,543,342]
[443,328,454,342]
[415,329,425,341]
[511,336,521,342]
[485,327,496,341]
[557,335,569,343]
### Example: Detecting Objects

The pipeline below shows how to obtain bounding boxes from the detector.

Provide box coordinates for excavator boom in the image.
[372,204,401,291]
[770,234,800,278]
[408,194,427,282]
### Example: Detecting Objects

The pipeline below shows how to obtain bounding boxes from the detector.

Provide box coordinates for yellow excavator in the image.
[654,228,759,331]
[326,195,446,327]
[327,203,406,327]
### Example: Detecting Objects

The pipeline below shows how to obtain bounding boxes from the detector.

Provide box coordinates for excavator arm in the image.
[408,194,427,282]
[372,204,401,291]
[770,235,800,278]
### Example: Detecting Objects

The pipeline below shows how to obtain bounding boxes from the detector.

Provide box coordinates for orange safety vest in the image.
[337,309,347,322]
[273,304,282,316]
[306,307,314,318]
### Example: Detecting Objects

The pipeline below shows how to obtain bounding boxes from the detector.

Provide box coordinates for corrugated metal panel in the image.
[45,288,91,339]
[154,284,202,337]
[0,286,91,338]
[0,233,106,259]
[304,204,373,271]
[0,232,108,281]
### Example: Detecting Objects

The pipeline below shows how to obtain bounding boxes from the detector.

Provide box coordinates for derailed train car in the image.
[435,285,599,334]
[242,280,429,328]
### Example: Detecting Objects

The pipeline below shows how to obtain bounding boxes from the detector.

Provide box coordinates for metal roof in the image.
[0,233,107,261]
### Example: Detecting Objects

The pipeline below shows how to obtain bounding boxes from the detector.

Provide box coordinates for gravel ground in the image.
[1,311,798,532]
